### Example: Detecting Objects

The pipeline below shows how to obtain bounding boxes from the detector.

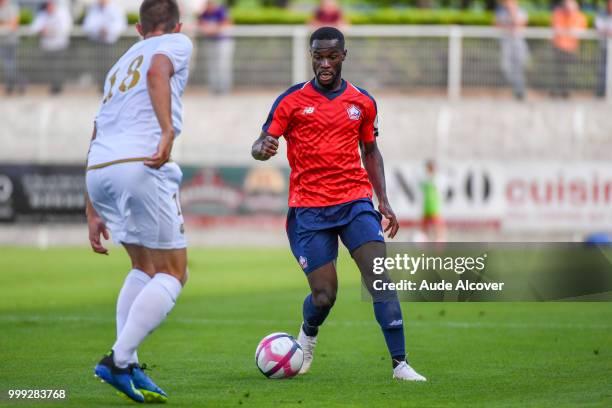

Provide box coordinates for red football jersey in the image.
[262,80,379,207]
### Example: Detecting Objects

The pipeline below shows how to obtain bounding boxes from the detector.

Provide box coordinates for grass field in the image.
[0,247,611,407]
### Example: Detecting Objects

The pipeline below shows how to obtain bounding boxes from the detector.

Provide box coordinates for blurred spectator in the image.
[551,0,586,98]
[421,159,445,243]
[0,0,25,94]
[495,0,529,100]
[595,0,612,98]
[198,0,234,94]
[83,0,126,91]
[311,0,347,29]
[31,0,73,95]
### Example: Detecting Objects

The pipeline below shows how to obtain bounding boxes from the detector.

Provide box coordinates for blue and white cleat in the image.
[94,351,145,403]
[130,363,168,403]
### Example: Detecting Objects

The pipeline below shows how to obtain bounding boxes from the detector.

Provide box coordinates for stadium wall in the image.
[1,93,610,164]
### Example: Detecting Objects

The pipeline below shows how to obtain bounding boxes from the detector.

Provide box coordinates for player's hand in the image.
[87,215,109,255]
[379,201,399,239]
[255,136,279,160]
[145,130,174,169]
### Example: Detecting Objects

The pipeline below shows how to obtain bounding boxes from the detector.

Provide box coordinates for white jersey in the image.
[88,33,193,167]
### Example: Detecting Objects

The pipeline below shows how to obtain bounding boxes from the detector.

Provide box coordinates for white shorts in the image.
[86,161,187,249]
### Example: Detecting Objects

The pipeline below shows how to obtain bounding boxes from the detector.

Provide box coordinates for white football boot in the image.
[297,323,317,374]
[392,361,427,381]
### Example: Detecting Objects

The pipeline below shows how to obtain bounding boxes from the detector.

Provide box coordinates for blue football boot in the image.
[130,363,168,403]
[94,351,145,403]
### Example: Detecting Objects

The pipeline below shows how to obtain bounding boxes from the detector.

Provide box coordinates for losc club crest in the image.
[346,104,361,120]
[298,256,308,270]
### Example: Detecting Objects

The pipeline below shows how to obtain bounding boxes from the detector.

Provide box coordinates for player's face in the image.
[310,40,346,88]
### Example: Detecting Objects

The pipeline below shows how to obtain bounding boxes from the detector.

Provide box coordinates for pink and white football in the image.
[255,332,304,379]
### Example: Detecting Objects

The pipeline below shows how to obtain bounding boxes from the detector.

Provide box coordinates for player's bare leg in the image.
[124,244,156,277]
[297,261,337,374]
[149,247,188,285]
[352,241,426,381]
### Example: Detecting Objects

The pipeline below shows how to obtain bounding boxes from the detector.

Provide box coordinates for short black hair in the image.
[309,27,345,50]
[139,0,180,34]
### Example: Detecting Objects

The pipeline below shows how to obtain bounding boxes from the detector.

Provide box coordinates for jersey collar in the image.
[310,78,347,101]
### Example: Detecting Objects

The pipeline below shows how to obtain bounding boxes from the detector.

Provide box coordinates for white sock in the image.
[112,273,182,368]
[116,269,151,364]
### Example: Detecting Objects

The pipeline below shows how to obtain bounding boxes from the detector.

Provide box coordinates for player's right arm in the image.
[85,192,110,255]
[252,88,294,161]
[145,54,175,169]
[85,124,110,255]
[251,132,279,161]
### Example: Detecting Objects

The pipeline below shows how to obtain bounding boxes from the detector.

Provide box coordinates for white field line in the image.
[0,314,610,330]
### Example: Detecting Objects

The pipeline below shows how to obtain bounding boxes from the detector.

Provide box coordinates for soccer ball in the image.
[255,332,304,379]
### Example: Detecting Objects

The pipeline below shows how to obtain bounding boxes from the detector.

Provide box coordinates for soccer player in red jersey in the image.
[251,27,426,381]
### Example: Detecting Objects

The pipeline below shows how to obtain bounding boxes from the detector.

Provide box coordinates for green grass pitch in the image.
[0,247,610,407]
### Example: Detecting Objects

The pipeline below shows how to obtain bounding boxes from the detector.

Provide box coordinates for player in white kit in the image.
[85,0,192,403]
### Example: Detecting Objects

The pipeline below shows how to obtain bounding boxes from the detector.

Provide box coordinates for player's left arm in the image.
[145,54,175,169]
[361,140,399,239]
[359,96,399,238]
[253,90,292,160]
[85,124,109,255]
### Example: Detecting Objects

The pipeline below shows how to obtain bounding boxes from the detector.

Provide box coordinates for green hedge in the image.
[347,9,494,25]
[230,7,500,25]
[230,7,596,27]
[19,9,33,25]
[22,7,594,28]
[127,13,139,25]
[230,7,310,24]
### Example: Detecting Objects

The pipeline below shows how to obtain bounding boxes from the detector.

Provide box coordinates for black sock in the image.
[302,294,331,337]
[392,355,406,369]
[302,321,319,337]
